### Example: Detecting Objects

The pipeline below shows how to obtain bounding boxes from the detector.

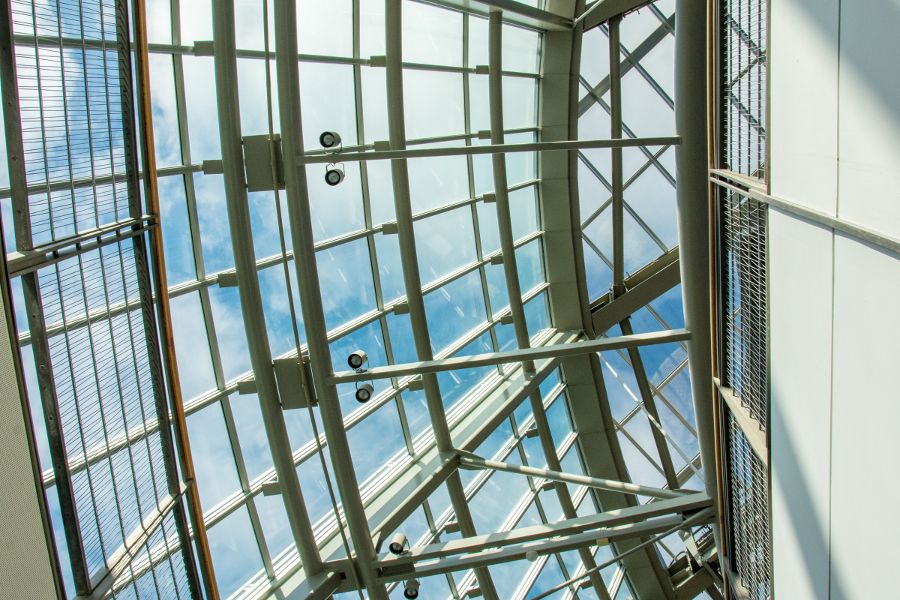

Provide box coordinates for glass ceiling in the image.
[0,0,711,598]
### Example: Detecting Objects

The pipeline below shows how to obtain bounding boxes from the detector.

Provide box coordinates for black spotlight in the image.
[325,166,345,186]
[355,383,374,403]
[319,131,341,149]
[347,349,368,370]
[403,579,420,599]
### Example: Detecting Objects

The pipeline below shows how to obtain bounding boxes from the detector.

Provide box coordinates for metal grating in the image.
[0,0,200,596]
[725,409,770,600]
[38,241,171,576]
[721,0,767,179]
[721,189,768,429]
[10,0,132,248]
[106,504,194,600]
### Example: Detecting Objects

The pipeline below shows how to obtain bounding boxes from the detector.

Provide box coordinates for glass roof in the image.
[0,0,712,598]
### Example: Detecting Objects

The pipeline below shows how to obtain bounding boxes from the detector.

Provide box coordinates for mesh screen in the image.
[722,0,767,178]
[3,0,199,596]
[725,410,770,600]
[107,505,195,600]
[10,0,132,248]
[721,189,768,430]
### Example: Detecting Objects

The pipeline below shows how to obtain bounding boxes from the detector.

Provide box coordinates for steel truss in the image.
[0,0,725,598]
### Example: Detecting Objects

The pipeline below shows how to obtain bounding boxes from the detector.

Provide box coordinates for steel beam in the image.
[271,0,392,596]
[412,0,574,31]
[487,12,611,596]
[577,0,655,29]
[273,332,568,598]
[297,135,680,165]
[609,14,625,290]
[382,2,499,597]
[459,453,688,499]
[210,0,323,577]
[529,507,715,600]
[330,328,690,383]
[376,494,712,579]
[539,6,676,595]
[590,248,681,333]
[674,0,721,550]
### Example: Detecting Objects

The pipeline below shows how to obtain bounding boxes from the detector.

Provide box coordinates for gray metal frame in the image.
[0,0,728,598]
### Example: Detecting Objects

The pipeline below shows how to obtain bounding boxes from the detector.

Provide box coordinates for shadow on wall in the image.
[795,0,900,140]
[770,398,846,599]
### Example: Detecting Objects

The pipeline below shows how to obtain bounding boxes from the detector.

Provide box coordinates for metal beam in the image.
[376,494,713,579]
[714,378,767,466]
[675,0,721,550]
[711,170,900,257]
[578,13,674,117]
[272,332,567,598]
[539,6,677,595]
[488,12,612,596]
[272,0,389,596]
[590,247,681,333]
[413,0,574,31]
[210,0,323,577]
[578,0,655,30]
[297,135,680,164]
[459,453,689,499]
[330,328,690,383]
[383,1,499,598]
[609,14,625,290]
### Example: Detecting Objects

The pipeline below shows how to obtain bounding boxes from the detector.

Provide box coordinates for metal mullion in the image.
[581,233,613,271]
[351,0,410,462]
[613,419,667,478]
[99,239,167,563]
[466,9,511,370]
[619,318,679,488]
[211,0,324,578]
[608,16,624,292]
[52,0,88,239]
[75,0,104,232]
[52,254,117,583]
[220,394,276,576]
[29,0,61,243]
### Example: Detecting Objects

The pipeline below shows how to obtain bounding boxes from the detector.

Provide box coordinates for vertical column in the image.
[130,0,217,594]
[675,0,720,541]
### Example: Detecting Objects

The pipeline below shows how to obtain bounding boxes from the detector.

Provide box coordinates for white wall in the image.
[0,281,59,596]
[768,1,900,597]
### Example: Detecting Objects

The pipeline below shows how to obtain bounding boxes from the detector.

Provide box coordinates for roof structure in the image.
[0,0,720,598]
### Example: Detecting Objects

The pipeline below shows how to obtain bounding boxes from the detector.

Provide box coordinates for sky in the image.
[0,0,709,599]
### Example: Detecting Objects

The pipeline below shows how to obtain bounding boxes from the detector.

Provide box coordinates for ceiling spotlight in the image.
[355,383,374,403]
[324,165,345,186]
[388,533,408,555]
[319,131,342,149]
[347,349,368,370]
[403,579,420,599]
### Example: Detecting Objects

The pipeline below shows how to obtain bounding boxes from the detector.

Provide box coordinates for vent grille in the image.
[722,0,767,178]
[721,189,768,430]
[725,410,770,600]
